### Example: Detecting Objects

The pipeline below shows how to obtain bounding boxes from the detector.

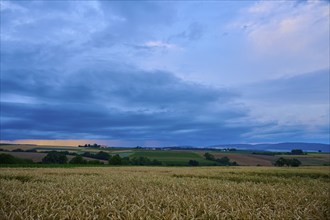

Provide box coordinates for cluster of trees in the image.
[204,152,238,166]
[69,153,163,166]
[42,151,68,164]
[3,150,162,166]
[78,143,101,148]
[130,156,162,165]
[107,155,162,165]
[290,149,305,155]
[274,157,302,167]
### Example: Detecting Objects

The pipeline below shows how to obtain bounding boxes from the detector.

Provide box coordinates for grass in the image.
[0,166,329,219]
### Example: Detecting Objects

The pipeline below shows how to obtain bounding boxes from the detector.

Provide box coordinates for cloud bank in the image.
[0,0,329,146]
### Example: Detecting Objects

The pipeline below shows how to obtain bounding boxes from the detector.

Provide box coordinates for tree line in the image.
[203,152,238,166]
[0,151,163,166]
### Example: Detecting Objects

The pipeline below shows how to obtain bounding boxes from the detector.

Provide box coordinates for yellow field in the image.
[0,166,329,219]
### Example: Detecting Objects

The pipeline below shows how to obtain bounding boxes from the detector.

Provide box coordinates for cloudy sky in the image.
[0,0,329,147]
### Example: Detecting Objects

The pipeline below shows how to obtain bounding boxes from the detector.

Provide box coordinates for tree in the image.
[274,157,302,167]
[130,156,162,165]
[188,160,199,166]
[121,157,131,165]
[274,157,287,166]
[69,155,87,164]
[82,152,92,157]
[42,151,68,164]
[108,154,122,165]
[204,152,215,160]
[216,156,230,165]
[0,153,19,164]
[95,151,110,160]
[130,156,150,165]
[288,158,302,167]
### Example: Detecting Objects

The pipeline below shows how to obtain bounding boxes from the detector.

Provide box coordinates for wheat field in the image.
[0,166,329,219]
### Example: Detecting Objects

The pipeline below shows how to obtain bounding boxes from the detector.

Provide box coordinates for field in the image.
[1,144,329,166]
[0,166,329,219]
[130,150,216,165]
[4,152,108,163]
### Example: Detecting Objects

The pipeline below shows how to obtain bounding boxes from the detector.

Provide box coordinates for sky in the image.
[0,0,329,147]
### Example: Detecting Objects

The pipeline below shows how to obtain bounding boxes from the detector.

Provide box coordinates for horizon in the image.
[0,139,329,148]
[1,1,329,147]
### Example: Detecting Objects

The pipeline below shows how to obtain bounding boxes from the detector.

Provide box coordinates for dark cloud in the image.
[1,0,328,145]
[0,20,245,144]
[0,21,247,145]
[242,69,329,104]
[1,58,249,145]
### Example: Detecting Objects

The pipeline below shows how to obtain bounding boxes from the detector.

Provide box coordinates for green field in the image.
[130,150,217,165]
[0,166,329,219]
[1,144,329,166]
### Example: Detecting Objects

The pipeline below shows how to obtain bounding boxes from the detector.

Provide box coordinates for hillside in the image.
[1,144,329,166]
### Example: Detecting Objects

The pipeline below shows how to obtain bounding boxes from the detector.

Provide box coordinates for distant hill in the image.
[208,142,330,152]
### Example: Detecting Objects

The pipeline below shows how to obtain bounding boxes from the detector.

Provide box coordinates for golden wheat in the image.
[0,166,329,219]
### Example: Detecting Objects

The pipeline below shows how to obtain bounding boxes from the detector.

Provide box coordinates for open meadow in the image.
[0,166,329,219]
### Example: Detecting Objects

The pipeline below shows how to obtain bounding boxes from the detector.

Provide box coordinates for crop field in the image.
[204,153,275,166]
[0,166,329,219]
[197,152,330,166]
